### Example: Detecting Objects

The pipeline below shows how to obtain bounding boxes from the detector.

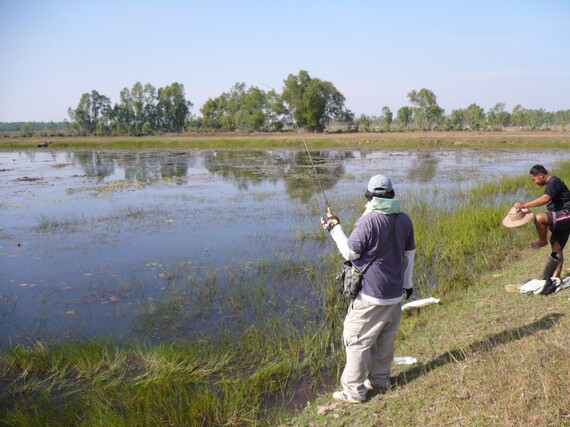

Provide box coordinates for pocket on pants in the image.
[343,298,369,349]
[343,328,360,349]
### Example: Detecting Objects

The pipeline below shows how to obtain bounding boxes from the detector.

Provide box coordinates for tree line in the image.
[0,121,67,135]
[4,70,570,136]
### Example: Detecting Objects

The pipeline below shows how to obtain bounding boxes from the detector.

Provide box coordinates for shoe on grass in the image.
[332,391,361,404]
[364,379,389,393]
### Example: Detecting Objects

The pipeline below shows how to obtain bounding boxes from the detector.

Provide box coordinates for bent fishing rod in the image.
[287,108,331,216]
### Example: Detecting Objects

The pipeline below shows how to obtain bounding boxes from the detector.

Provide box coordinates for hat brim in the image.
[502,209,533,228]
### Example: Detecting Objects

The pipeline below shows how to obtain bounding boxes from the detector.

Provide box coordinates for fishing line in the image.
[288,109,330,212]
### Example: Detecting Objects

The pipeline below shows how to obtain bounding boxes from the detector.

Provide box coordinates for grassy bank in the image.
[1,161,569,426]
[292,246,570,427]
[2,130,570,150]
[291,163,570,426]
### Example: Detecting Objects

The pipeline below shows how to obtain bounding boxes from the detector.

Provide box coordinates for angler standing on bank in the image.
[321,174,415,403]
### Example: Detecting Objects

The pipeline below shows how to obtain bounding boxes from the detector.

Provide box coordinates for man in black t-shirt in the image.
[514,164,570,278]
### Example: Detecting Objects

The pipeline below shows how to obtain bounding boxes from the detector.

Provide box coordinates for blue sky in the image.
[0,0,568,122]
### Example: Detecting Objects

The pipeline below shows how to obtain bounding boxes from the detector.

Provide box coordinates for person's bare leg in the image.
[530,213,549,249]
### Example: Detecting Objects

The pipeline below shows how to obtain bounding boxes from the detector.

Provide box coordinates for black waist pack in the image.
[336,261,363,299]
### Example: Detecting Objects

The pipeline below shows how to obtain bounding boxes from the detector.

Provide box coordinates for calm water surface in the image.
[1,148,568,346]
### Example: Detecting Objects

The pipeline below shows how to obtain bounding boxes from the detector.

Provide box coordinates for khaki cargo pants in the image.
[340,297,402,401]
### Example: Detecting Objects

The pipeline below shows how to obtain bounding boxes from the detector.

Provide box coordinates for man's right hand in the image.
[321,207,340,231]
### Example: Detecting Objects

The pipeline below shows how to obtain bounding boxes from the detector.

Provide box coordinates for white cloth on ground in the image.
[518,277,570,294]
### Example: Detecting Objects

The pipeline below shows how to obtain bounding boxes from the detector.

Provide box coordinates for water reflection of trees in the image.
[406,152,440,183]
[203,150,349,202]
[283,152,347,202]
[73,152,118,182]
[72,151,197,183]
[69,149,349,200]
[203,151,281,190]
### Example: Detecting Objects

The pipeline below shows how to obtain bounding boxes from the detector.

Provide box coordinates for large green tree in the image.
[281,70,350,132]
[396,106,412,129]
[224,83,268,131]
[130,82,158,134]
[358,114,372,131]
[112,87,134,134]
[380,106,393,130]
[511,104,525,127]
[264,88,288,131]
[200,83,283,132]
[157,82,193,133]
[407,88,444,130]
[112,82,158,135]
[200,97,225,130]
[68,90,111,135]
[448,109,465,130]
[464,103,485,130]
[487,102,510,130]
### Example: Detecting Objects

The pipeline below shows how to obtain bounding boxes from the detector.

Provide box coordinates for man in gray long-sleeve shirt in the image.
[322,174,415,403]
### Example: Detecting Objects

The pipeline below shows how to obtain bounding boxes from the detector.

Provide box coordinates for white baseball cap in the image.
[367,174,393,192]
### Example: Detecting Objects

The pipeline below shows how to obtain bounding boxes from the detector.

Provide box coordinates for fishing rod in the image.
[287,108,331,214]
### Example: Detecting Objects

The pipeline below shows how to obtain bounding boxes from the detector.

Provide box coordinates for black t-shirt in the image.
[544,176,570,212]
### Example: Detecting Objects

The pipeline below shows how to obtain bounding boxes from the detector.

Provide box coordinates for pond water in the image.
[1,148,568,347]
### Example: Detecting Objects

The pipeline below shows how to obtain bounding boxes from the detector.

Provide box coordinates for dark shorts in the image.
[547,210,570,248]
